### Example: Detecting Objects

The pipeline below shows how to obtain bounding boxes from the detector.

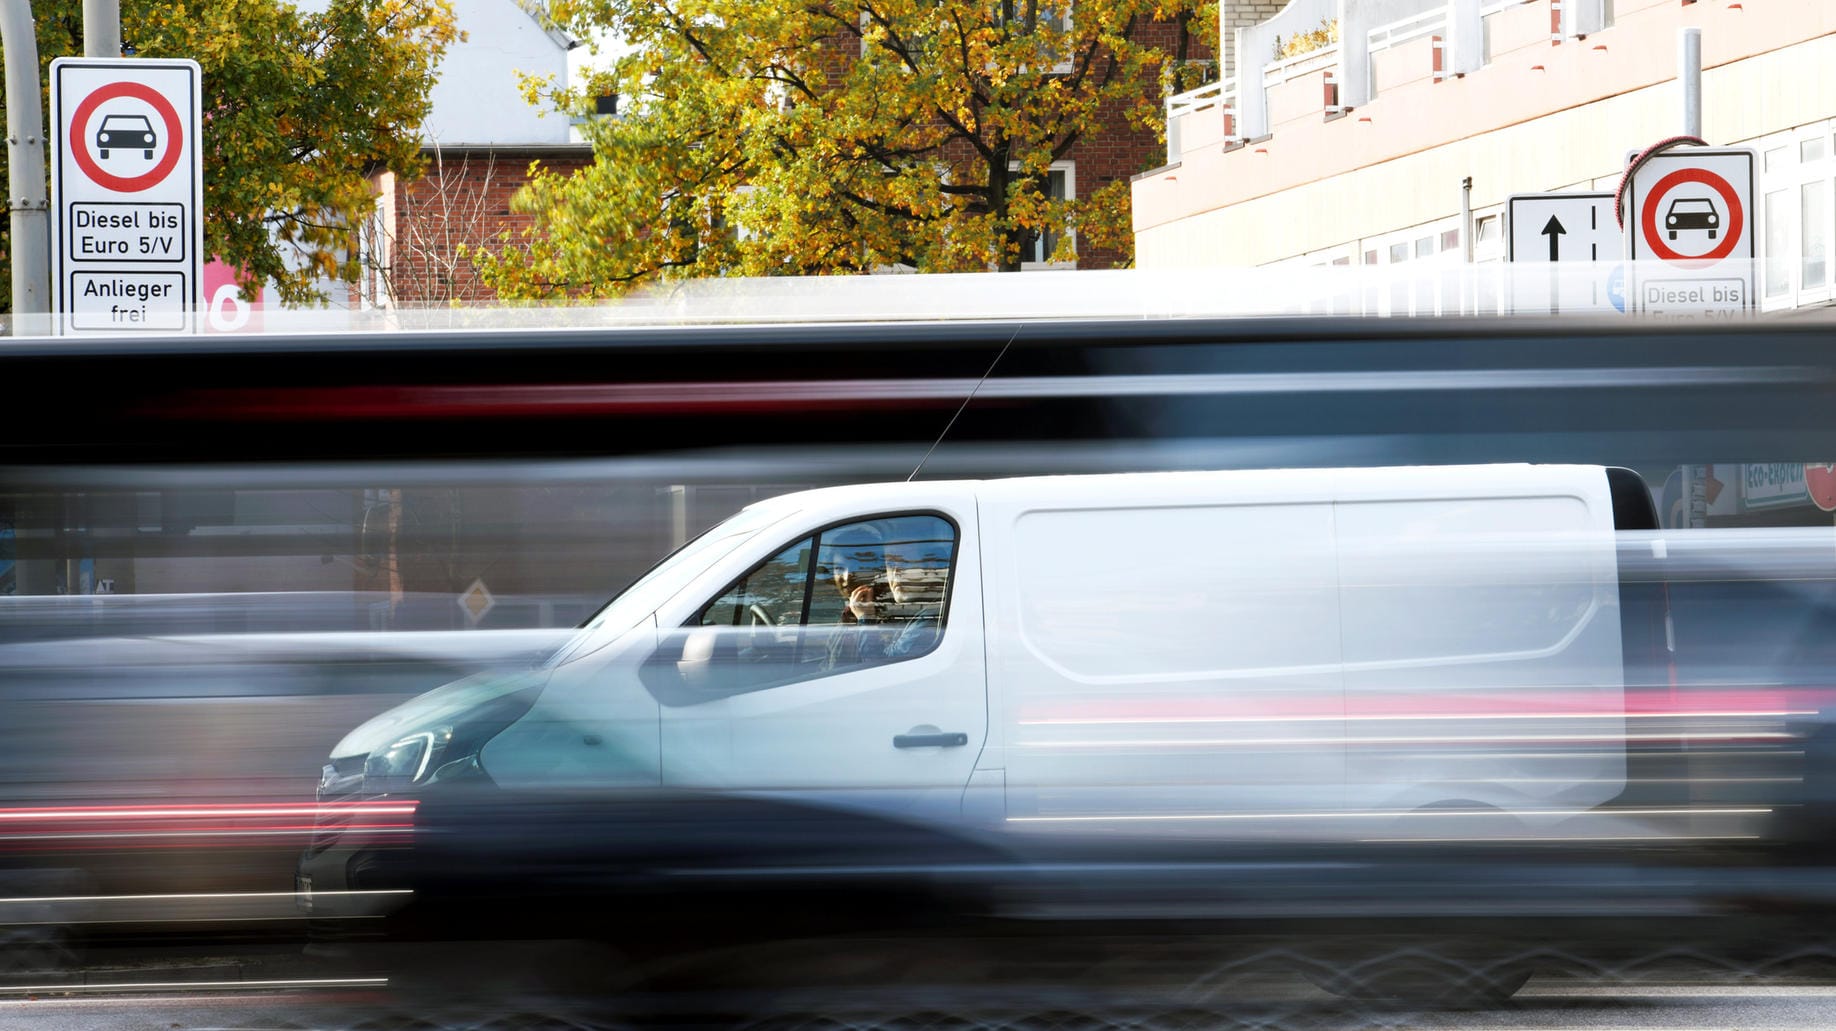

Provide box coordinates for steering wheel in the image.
[747,603,776,627]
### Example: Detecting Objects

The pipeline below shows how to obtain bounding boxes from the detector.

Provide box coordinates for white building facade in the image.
[1138,0,1835,313]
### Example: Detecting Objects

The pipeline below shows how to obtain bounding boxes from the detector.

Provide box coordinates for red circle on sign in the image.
[68,81,184,193]
[1806,464,1836,512]
[1639,167,1744,266]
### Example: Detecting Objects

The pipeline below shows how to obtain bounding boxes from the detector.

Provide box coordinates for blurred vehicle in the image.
[299,463,1676,999]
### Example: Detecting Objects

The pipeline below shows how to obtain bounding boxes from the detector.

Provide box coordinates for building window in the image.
[1765,188,1790,298]
[1803,180,1829,289]
[1388,241,1409,263]
[995,0,1074,73]
[1016,163,1075,268]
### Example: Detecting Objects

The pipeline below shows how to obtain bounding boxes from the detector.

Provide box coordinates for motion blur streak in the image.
[0,977,389,994]
[0,803,416,819]
[1021,690,1836,723]
[1029,734,1798,746]
[0,890,409,903]
[0,801,414,847]
[145,365,1832,421]
[1023,709,1818,725]
[1007,807,1772,822]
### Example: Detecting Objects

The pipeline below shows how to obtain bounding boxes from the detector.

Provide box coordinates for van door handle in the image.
[893,731,969,749]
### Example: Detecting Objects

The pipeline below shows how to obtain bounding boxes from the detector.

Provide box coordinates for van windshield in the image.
[543,501,797,667]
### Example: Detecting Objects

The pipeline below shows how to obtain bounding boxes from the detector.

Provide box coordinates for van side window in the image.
[695,538,811,629]
[812,515,955,669]
[643,514,957,704]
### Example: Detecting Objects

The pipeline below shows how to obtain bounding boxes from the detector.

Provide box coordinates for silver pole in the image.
[1680,27,1702,138]
[1,0,50,334]
[83,0,120,58]
[1461,176,1474,263]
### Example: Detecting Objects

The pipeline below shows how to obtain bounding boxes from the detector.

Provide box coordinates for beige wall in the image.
[1137,3,1836,268]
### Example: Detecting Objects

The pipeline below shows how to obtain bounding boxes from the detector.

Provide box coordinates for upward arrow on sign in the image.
[1541,215,1567,261]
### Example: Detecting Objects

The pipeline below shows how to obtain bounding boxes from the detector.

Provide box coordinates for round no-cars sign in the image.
[67,81,186,194]
[1624,146,1756,316]
[1638,167,1745,267]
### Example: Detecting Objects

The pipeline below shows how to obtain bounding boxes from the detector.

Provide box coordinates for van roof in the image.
[750,463,1608,511]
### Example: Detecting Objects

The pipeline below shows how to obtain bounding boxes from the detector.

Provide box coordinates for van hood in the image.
[331,667,551,760]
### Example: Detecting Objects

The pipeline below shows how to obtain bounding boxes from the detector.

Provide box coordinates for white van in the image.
[307,463,1651,860]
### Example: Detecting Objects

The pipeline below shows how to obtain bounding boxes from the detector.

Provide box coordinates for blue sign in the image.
[1607,264,1627,314]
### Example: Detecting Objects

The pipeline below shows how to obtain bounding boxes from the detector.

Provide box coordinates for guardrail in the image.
[1164,76,1237,163]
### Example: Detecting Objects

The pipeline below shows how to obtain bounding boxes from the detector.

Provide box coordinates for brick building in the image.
[357,0,592,307]
[363,143,592,307]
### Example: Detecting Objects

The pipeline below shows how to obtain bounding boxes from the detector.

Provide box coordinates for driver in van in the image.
[821,523,947,670]
[880,549,942,658]
[822,526,891,670]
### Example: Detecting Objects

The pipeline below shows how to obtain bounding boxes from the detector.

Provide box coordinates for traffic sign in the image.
[1807,464,1836,512]
[49,58,203,334]
[1506,192,1624,314]
[1623,146,1755,318]
[1507,192,1622,263]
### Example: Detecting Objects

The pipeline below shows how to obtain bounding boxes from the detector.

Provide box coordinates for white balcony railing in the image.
[1367,6,1451,95]
[1262,42,1341,88]
[1164,75,1237,163]
[1368,6,1447,55]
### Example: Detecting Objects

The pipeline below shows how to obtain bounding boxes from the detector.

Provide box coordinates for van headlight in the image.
[347,678,546,797]
[362,728,449,794]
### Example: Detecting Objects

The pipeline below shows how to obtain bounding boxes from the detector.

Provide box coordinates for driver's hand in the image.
[847,584,878,621]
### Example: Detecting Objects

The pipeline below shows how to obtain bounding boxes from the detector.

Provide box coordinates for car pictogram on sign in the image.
[1665,197,1719,241]
[96,113,156,160]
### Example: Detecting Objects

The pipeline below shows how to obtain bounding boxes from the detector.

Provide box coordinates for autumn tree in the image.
[0,0,459,309]
[474,0,1213,299]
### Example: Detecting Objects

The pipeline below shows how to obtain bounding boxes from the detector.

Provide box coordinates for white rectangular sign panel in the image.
[1623,147,1756,318]
[1507,192,1623,264]
[1741,463,1811,510]
[49,58,204,335]
[1506,192,1626,315]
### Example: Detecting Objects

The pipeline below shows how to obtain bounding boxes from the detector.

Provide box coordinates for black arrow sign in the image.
[1542,215,1567,261]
